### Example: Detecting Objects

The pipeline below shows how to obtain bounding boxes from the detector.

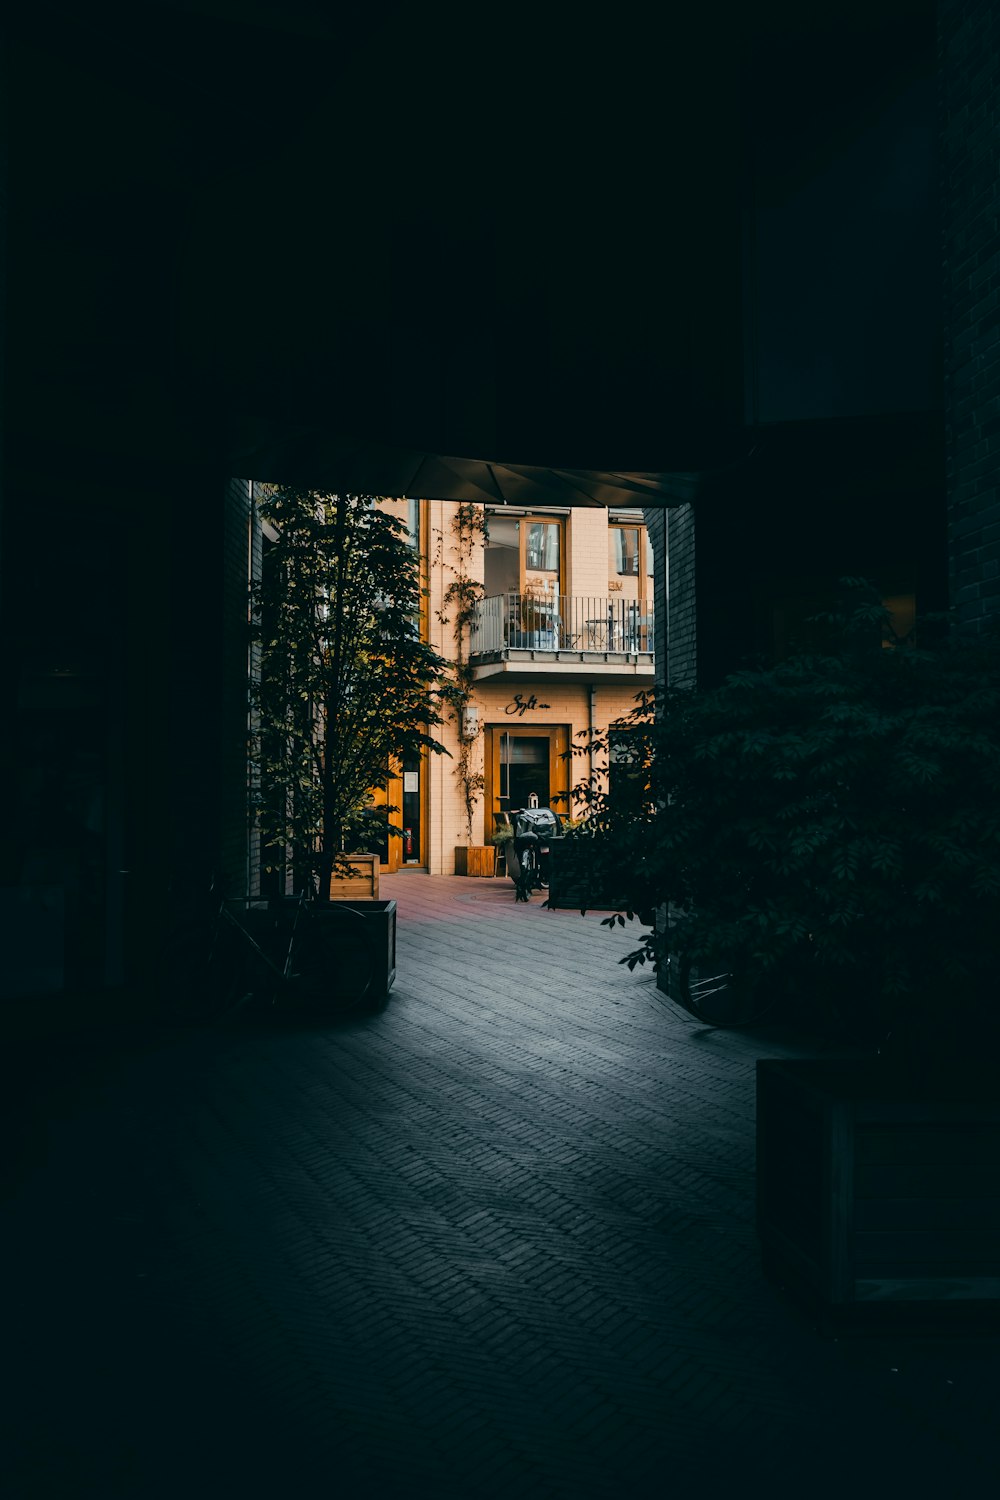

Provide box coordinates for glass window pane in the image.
[610,527,639,575]
[509,737,548,764]
[405,498,420,549]
[526,522,559,572]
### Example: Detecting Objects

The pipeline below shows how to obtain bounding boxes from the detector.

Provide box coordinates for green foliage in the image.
[250,489,450,894]
[574,581,1000,1053]
[435,503,488,844]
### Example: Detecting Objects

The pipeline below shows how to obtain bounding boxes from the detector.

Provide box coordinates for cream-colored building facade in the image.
[380,499,656,874]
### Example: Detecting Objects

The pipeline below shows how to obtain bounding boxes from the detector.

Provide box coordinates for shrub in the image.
[576,582,1000,1053]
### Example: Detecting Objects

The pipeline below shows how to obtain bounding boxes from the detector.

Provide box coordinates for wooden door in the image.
[370,765,404,870]
[486,724,571,825]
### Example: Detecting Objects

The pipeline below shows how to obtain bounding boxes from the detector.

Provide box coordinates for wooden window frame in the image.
[608,521,651,602]
[520,515,565,595]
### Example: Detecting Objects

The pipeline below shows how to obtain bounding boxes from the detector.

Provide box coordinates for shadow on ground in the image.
[3,873,998,1497]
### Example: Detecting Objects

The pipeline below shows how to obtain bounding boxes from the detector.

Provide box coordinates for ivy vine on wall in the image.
[433,503,489,846]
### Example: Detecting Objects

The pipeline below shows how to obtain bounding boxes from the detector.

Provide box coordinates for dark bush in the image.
[575,582,1000,1055]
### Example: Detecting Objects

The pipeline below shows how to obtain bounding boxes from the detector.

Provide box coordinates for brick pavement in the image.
[3,873,999,1498]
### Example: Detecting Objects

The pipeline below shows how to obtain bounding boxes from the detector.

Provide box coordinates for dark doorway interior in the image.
[401,757,422,864]
[503,736,550,810]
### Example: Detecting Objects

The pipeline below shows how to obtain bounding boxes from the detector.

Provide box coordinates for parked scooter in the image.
[506,803,562,902]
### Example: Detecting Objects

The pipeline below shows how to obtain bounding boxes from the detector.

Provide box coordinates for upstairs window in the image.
[526,522,560,573]
[611,526,641,576]
[405,497,420,550]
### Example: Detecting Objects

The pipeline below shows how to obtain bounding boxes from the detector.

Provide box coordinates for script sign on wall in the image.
[505,693,551,717]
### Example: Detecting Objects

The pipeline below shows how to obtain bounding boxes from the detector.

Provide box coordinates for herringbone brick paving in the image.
[4,873,999,1497]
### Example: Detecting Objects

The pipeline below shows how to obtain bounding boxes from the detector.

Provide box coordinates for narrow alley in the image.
[4,875,996,1497]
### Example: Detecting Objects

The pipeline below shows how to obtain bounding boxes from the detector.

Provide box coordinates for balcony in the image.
[468,593,655,683]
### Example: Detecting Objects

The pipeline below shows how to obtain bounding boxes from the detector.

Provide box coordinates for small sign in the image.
[403,772,419,792]
[505,692,551,717]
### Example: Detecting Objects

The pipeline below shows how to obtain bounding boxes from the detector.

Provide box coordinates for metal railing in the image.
[470,593,655,656]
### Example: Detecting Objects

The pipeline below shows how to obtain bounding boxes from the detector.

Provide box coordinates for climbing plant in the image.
[434,503,489,845]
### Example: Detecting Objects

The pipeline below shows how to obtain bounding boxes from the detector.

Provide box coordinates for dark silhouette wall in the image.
[940,0,1000,629]
[662,5,953,690]
[3,2,998,1026]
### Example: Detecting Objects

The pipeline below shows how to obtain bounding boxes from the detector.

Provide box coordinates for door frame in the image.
[485,722,572,827]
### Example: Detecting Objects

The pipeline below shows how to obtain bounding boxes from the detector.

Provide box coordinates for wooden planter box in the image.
[454,846,496,877]
[757,1059,1000,1308]
[328,853,379,901]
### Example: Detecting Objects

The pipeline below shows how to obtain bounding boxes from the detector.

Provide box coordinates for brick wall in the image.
[566,508,610,597]
[642,507,667,681]
[940,0,1000,626]
[426,501,487,870]
[663,504,697,689]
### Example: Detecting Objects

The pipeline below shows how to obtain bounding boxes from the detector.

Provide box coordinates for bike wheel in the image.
[158,918,248,1023]
[285,905,377,1016]
[666,952,779,1028]
[516,847,538,900]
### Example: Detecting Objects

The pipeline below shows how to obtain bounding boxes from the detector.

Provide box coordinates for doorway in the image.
[505,735,549,809]
[370,755,424,870]
[487,724,571,822]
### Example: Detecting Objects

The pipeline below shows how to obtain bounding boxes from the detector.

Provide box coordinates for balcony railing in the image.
[470,593,654,657]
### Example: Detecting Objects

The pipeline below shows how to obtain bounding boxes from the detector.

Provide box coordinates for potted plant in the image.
[490,821,514,876]
[250,488,451,998]
[579,581,1000,1309]
[434,503,494,875]
[518,587,556,649]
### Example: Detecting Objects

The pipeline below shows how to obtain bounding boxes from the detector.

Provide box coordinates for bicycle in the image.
[512,839,539,902]
[658,943,782,1029]
[507,806,560,902]
[159,881,377,1023]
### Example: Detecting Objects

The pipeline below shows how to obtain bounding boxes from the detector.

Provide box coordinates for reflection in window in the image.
[611,527,641,576]
[405,498,420,550]
[484,513,521,594]
[526,522,560,572]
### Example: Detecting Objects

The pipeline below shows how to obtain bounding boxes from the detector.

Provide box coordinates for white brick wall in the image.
[403,499,652,872]
[566,508,612,598]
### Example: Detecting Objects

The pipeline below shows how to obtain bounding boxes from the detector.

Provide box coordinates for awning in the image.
[229,428,725,509]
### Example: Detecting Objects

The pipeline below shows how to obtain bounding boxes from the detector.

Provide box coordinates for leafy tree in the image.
[574,581,1000,1057]
[250,489,450,896]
